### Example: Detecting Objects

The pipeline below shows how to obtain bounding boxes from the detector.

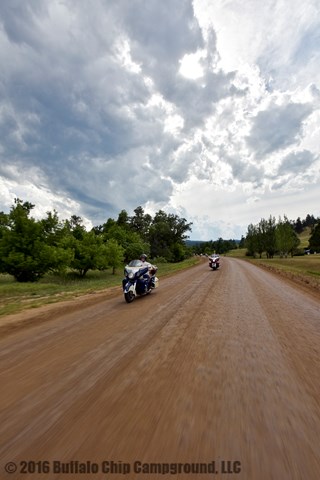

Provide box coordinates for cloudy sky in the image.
[0,0,319,240]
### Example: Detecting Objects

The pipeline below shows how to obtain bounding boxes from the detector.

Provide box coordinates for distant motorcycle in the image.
[122,259,158,303]
[209,254,220,270]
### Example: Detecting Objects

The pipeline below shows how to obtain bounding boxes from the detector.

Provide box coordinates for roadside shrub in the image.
[293,248,305,256]
[152,256,168,263]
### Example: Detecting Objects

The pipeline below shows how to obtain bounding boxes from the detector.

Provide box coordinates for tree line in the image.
[0,199,193,282]
[190,238,239,255]
[244,214,320,258]
[292,214,317,234]
[1,198,318,282]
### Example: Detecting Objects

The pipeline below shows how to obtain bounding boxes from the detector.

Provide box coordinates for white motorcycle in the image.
[122,260,158,303]
[209,254,220,270]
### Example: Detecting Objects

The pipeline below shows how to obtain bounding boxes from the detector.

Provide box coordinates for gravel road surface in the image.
[1,258,320,480]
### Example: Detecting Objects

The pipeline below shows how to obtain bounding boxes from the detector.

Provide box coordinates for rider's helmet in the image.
[140,254,147,261]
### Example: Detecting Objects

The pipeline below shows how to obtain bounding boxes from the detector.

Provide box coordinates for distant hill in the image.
[185,240,207,247]
[185,239,241,246]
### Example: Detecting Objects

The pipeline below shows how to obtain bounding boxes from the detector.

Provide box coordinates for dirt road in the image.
[1,258,320,480]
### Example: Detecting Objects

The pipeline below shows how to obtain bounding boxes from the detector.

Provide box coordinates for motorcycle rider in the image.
[140,254,157,290]
[140,253,152,267]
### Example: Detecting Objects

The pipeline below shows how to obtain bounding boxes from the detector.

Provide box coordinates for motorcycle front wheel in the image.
[124,291,135,303]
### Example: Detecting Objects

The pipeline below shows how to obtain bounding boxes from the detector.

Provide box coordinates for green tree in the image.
[39,210,74,273]
[245,216,282,258]
[103,224,149,262]
[0,211,8,238]
[124,240,150,262]
[294,217,303,234]
[239,236,246,248]
[275,216,300,257]
[149,218,173,260]
[255,219,270,258]
[309,222,320,251]
[71,233,109,276]
[105,239,125,274]
[0,199,70,281]
[171,242,188,262]
[129,206,152,241]
[65,215,86,240]
[263,216,277,258]
[149,210,192,261]
[64,221,109,277]
[93,217,116,236]
[116,209,130,228]
[303,214,316,228]
[104,224,128,246]
[245,223,260,257]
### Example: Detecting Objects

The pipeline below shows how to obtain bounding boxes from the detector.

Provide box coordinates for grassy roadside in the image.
[227,248,320,292]
[0,257,201,317]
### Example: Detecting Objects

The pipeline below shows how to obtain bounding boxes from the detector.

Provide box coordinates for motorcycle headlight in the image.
[128,271,135,279]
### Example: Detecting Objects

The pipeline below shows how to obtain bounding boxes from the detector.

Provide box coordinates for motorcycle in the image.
[122,259,158,303]
[209,254,220,270]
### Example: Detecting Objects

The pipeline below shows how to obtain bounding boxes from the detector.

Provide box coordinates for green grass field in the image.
[298,227,312,249]
[253,255,320,278]
[0,257,200,317]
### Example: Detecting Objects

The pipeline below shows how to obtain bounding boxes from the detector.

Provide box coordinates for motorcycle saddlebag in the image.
[152,276,159,288]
